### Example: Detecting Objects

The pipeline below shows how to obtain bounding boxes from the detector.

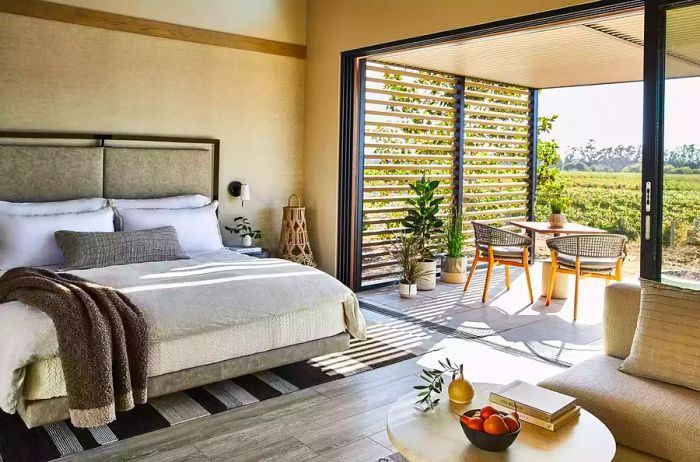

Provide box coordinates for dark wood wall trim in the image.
[0,0,306,59]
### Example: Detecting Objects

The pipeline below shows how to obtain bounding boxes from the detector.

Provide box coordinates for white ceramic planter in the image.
[416,260,437,291]
[241,235,253,247]
[441,255,468,284]
[399,281,418,298]
[548,213,567,228]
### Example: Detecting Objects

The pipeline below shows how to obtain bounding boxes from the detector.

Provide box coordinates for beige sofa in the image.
[538,282,699,462]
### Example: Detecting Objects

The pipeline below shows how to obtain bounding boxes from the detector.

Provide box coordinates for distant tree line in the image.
[561,140,700,173]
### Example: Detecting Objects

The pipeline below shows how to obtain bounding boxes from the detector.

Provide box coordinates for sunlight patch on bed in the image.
[122,271,315,293]
[140,262,297,279]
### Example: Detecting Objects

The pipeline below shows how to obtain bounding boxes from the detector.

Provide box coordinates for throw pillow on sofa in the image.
[619,279,700,391]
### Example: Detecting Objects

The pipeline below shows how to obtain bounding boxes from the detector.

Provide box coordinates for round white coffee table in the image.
[387,385,615,462]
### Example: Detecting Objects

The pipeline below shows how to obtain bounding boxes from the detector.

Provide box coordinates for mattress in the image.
[23,301,344,401]
[0,249,366,413]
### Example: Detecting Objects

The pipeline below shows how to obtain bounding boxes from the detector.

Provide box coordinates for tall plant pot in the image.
[441,255,468,284]
[416,260,437,291]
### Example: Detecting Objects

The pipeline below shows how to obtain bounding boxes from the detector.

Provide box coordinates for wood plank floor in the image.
[60,360,423,462]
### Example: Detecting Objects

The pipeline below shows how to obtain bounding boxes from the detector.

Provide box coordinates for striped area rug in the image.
[0,328,415,462]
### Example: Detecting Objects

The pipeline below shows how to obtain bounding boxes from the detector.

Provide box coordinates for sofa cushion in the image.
[619,279,700,391]
[539,355,699,462]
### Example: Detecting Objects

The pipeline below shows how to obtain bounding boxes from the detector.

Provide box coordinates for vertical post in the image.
[641,0,665,281]
[337,53,360,289]
[453,76,466,217]
[352,59,367,291]
[527,88,539,264]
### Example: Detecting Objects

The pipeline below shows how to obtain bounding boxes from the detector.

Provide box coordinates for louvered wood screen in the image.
[359,61,533,287]
[461,78,532,251]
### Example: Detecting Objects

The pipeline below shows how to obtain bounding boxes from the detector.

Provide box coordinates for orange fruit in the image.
[483,414,510,435]
[479,405,498,420]
[503,415,519,432]
[508,411,520,421]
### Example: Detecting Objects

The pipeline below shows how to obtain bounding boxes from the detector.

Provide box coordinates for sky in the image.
[538,77,700,153]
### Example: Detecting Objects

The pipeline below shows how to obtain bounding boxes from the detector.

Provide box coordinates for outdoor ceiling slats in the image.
[359,62,535,286]
[371,10,700,89]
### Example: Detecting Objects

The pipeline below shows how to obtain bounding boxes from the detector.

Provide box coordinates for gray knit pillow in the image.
[55,226,189,270]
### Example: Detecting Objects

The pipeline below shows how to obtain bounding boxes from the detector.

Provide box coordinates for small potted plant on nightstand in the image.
[225,217,262,247]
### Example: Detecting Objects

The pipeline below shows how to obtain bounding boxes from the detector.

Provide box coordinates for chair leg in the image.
[615,258,623,281]
[546,250,557,306]
[522,248,533,303]
[463,252,480,293]
[482,247,495,303]
[504,265,511,290]
[574,257,581,322]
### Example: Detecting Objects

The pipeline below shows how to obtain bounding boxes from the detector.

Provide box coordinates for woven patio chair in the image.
[546,234,627,320]
[464,221,533,303]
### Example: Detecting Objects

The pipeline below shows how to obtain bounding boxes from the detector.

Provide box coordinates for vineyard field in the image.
[535,171,700,280]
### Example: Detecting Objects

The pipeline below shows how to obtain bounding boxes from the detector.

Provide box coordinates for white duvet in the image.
[0,250,366,414]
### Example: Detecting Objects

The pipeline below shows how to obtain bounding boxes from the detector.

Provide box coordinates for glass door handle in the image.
[644,182,652,240]
[645,182,652,212]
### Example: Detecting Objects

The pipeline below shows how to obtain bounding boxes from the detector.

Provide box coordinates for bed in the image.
[0,133,365,428]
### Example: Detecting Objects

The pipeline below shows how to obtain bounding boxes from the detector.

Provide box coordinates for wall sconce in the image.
[228,181,251,206]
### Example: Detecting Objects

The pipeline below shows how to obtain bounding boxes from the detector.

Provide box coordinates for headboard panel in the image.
[0,145,104,201]
[104,147,213,199]
[0,132,220,202]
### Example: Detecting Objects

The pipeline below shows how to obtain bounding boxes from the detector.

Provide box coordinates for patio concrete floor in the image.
[357,262,632,385]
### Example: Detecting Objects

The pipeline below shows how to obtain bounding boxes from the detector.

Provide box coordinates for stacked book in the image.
[489,381,580,431]
[231,246,262,254]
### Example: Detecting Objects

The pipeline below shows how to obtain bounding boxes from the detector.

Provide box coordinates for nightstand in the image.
[226,246,271,259]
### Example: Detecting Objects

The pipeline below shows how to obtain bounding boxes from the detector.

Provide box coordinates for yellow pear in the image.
[448,374,474,405]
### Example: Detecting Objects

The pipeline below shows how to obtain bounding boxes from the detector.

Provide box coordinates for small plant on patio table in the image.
[415,358,463,411]
[225,217,262,246]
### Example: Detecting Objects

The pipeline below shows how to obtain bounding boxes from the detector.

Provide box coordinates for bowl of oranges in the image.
[459,405,521,452]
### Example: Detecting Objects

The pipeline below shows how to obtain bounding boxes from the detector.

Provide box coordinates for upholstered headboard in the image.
[0,133,219,202]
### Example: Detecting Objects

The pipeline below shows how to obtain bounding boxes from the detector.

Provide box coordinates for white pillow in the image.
[120,201,223,252]
[109,195,210,210]
[0,198,107,215]
[0,207,115,268]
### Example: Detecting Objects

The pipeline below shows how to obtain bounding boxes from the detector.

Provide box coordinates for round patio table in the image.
[386,384,616,462]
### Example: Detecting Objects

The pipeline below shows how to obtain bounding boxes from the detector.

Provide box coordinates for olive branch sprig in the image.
[414,357,463,411]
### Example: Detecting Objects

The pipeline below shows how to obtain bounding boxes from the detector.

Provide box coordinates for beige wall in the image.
[50,0,308,44]
[0,12,305,250]
[303,0,595,274]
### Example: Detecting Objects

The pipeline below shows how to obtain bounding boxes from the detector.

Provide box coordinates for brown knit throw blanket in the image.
[0,267,149,428]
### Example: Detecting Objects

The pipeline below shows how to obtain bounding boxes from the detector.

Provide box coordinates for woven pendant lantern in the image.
[278,194,316,267]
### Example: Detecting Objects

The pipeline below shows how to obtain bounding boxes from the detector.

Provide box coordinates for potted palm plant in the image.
[402,175,444,290]
[389,233,429,298]
[441,210,467,283]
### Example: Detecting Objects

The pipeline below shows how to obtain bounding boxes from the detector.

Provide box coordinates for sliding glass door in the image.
[643,0,700,287]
